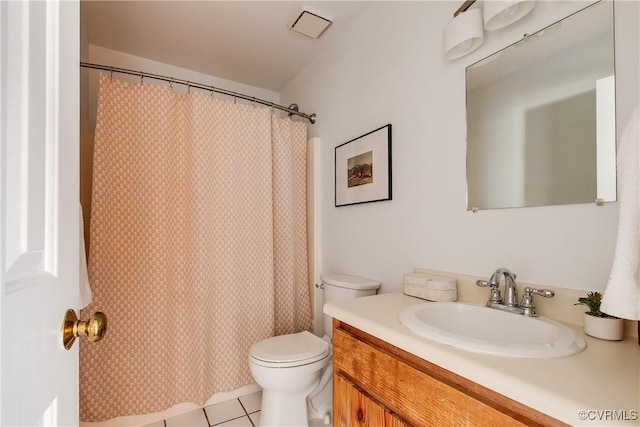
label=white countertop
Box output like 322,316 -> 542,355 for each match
324,293 -> 640,426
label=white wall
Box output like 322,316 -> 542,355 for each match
281,1 -> 640,293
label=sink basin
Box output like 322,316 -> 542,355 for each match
399,302 -> 586,358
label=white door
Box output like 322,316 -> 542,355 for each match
1,1 -> 80,426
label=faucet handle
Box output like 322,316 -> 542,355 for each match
476,279 -> 492,287
476,280 -> 502,303
520,287 -> 554,317
525,287 -> 554,298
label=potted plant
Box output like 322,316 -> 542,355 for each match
575,292 -> 624,340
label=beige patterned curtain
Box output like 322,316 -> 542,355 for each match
80,75 -> 311,422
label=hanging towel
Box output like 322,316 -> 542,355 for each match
79,203 -> 93,308
601,105 -> 640,320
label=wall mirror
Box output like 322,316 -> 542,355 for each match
466,1 -> 615,210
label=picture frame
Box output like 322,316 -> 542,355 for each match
335,124 -> 392,207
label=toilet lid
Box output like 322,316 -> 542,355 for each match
250,331 -> 330,364
320,273 -> 381,291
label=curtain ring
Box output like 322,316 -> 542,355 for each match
187,81 -> 191,94
140,73 -> 143,85
210,86 -> 215,97
109,67 -> 113,80
169,78 -> 174,90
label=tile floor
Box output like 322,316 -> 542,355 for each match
143,391 -> 261,427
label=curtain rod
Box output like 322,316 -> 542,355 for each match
80,62 -> 316,124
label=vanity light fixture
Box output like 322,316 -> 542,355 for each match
444,4 -> 484,60
443,0 -> 536,60
484,0 -> 535,31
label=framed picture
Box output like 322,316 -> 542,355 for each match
335,124 -> 392,207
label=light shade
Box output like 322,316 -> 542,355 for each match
484,0 -> 535,31
444,8 -> 485,60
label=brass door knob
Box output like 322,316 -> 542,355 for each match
61,309 -> 107,350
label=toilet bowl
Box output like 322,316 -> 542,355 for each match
248,273 -> 381,427
249,331 -> 331,426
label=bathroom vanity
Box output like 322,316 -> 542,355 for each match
326,293 -> 639,426
333,320 -> 558,426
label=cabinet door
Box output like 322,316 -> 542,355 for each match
333,324 -> 538,427
334,373 -> 408,427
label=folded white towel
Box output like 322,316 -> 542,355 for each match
403,272 -> 457,302
403,272 -> 457,290
79,204 -> 92,308
601,105 -> 640,320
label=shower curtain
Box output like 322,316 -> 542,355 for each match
80,75 -> 312,421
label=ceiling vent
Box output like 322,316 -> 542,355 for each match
290,7 -> 334,39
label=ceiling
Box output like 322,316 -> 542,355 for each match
81,1 -> 372,92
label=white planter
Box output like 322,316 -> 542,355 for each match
583,313 -> 624,341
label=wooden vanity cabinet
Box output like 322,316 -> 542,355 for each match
334,374 -> 407,427
332,319 -> 567,427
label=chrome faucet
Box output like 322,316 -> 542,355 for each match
476,268 -> 554,317
489,268 -> 518,307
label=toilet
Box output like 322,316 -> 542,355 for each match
249,273 -> 381,427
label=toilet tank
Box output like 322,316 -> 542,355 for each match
321,273 -> 381,338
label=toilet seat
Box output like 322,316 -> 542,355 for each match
250,331 -> 330,368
